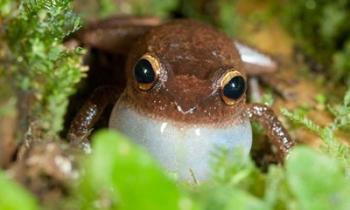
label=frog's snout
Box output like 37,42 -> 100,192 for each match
109,101 -> 253,183
165,74 -> 214,113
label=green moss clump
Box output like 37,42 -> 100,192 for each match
2,0 -> 86,135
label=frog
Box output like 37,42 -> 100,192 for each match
67,16 -> 294,182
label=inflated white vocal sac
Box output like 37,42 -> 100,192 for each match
109,98 -> 252,183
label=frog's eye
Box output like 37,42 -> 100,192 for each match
220,70 -> 246,105
134,54 -> 160,91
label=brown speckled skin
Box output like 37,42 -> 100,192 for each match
68,17 -> 294,161
68,86 -> 121,144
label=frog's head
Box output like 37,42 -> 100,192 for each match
124,19 -> 248,124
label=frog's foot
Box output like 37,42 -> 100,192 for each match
244,103 -> 294,163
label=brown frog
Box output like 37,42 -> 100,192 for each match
68,16 -> 294,182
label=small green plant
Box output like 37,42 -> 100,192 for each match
282,88 -> 350,171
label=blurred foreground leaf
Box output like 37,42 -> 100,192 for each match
0,171 -> 38,210
71,130 -> 350,210
287,147 -> 350,210
74,130 -> 192,210
226,190 -> 266,210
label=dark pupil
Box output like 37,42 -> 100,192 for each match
134,59 -> 155,84
223,76 -> 245,100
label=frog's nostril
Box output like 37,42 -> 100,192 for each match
174,102 -> 197,114
166,74 -> 213,113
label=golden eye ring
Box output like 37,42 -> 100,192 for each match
220,70 -> 246,105
134,53 -> 161,91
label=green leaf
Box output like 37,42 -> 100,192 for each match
0,171 -> 38,210
286,147 -> 350,210
79,130 -> 190,210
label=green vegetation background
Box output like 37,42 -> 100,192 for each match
1,0 -> 350,209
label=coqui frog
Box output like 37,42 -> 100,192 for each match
68,16 -> 294,182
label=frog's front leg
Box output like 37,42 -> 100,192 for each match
67,86 -> 121,145
245,103 -> 294,163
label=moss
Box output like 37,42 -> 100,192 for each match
2,0 -> 86,135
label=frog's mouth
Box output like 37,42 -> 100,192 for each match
109,99 -> 252,183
